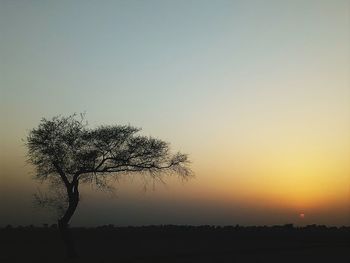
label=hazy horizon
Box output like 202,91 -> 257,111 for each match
1,0 -> 349,227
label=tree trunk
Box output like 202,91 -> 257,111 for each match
58,183 -> 79,259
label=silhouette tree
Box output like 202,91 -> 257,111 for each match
26,114 -> 191,258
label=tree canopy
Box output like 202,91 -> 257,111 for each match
27,114 -> 191,190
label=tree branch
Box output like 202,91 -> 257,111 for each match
53,161 -> 71,188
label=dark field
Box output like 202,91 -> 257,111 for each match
1,225 -> 349,263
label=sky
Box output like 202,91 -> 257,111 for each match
0,0 -> 349,226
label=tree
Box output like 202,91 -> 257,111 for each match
26,114 -> 192,258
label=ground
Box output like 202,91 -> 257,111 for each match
1,225 -> 349,263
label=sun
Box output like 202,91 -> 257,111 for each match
299,213 -> 305,219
